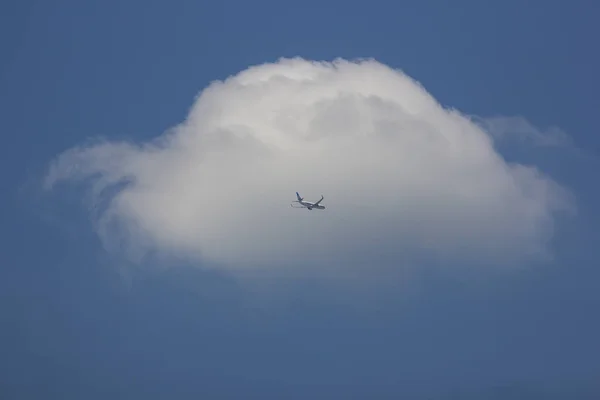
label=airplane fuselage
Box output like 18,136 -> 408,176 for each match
299,201 -> 325,210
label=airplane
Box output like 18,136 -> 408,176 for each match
291,192 -> 325,210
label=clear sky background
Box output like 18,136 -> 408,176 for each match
2,0 -> 600,398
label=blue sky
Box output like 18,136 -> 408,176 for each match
2,0 -> 600,398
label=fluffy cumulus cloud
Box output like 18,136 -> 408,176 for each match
44,57 -> 574,273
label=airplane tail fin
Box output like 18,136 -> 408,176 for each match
296,192 -> 303,201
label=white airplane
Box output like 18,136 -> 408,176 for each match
291,192 -> 325,210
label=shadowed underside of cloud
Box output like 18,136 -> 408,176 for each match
44,57 -> 574,272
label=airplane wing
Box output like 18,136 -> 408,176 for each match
313,195 -> 324,206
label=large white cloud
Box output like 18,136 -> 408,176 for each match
44,57 -> 574,273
